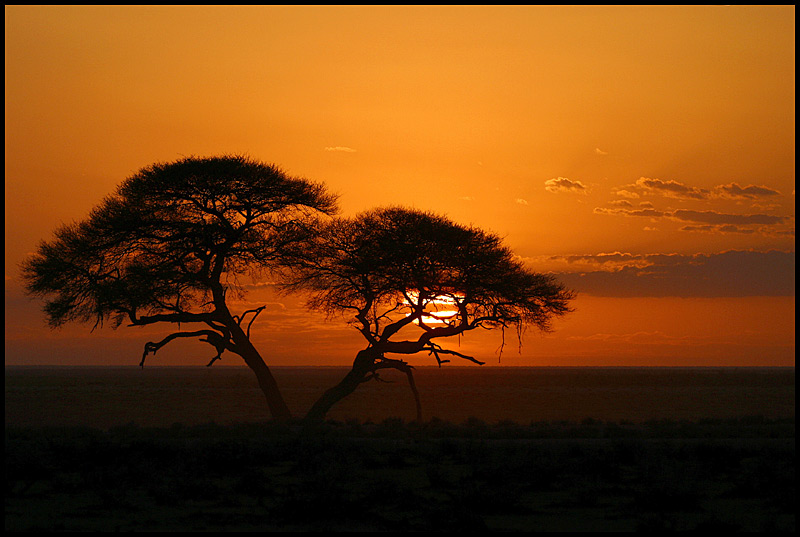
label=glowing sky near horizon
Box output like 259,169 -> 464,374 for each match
4,5 -> 795,367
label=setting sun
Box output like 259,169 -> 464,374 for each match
404,291 -> 462,326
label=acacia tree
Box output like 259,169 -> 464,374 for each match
21,155 -> 337,420
280,207 -> 575,422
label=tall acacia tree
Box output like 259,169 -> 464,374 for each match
21,155 -> 338,420
281,207 -> 575,422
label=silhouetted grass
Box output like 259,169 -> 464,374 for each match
5,417 -> 795,532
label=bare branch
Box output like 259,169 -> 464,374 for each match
379,302 -> 423,343
244,306 -> 266,338
425,343 -> 485,366
355,304 -> 378,346
372,358 -> 423,422
232,305 -> 267,338
139,329 -> 228,368
129,311 -> 219,327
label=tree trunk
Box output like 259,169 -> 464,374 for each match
240,343 -> 293,420
304,349 -> 375,422
227,320 -> 292,420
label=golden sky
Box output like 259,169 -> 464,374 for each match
5,5 -> 795,367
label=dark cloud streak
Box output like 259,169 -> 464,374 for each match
615,178 -> 783,202
635,177 -> 709,199
551,250 -> 795,297
716,182 -> 782,199
594,204 -> 792,234
670,209 -> 788,226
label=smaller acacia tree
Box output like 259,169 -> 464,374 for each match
281,207 -> 575,422
21,155 -> 337,420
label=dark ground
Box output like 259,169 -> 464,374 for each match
5,417 -> 795,532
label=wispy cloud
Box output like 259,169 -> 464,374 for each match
594,204 -> 792,235
535,250 -> 795,297
515,198 -> 529,205
594,148 -> 608,155
324,146 -> 357,152
593,207 -> 665,218
680,224 -> 757,234
545,177 -> 588,194
613,178 -> 783,202
567,331 -> 693,346
614,189 -> 640,199
714,182 -> 782,200
608,199 -> 634,208
634,177 -> 710,200
669,209 -> 788,226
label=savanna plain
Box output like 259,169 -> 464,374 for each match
5,366 -> 795,532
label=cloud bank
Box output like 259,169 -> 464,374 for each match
615,178 -> 783,201
594,205 -> 793,235
634,177 -> 710,200
538,250 -> 795,297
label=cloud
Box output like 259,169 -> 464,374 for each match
679,224 -> 757,235
714,182 -> 782,200
614,177 -> 784,203
542,250 -> 795,297
324,146 -> 357,152
614,189 -> 640,199
567,331 -> 693,346
594,204 -> 792,234
551,252 -> 657,271
608,199 -> 634,208
669,209 -> 788,226
458,196 -> 474,201
545,177 -> 588,194
634,177 -> 710,200
594,148 -> 608,155
593,207 -> 665,218
515,198 -> 529,205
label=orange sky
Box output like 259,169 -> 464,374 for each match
5,5 -> 795,367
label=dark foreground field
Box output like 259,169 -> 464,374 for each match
6,417 -> 795,532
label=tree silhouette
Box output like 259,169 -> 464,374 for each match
21,155 -> 337,420
281,207 -> 575,422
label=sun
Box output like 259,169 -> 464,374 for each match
405,291 -> 462,326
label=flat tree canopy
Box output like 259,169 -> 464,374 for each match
22,155 -> 338,419
281,207 -> 576,420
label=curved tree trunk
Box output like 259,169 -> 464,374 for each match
227,320 -> 292,420
240,344 -> 293,421
304,349 -> 375,422
304,350 -> 424,423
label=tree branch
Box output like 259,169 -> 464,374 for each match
379,304 -> 422,343
232,305 -> 266,338
355,303 -> 378,346
129,311 -> 219,327
380,321 -> 471,356
139,329 -> 229,368
371,358 -> 423,422
424,342 -> 485,366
